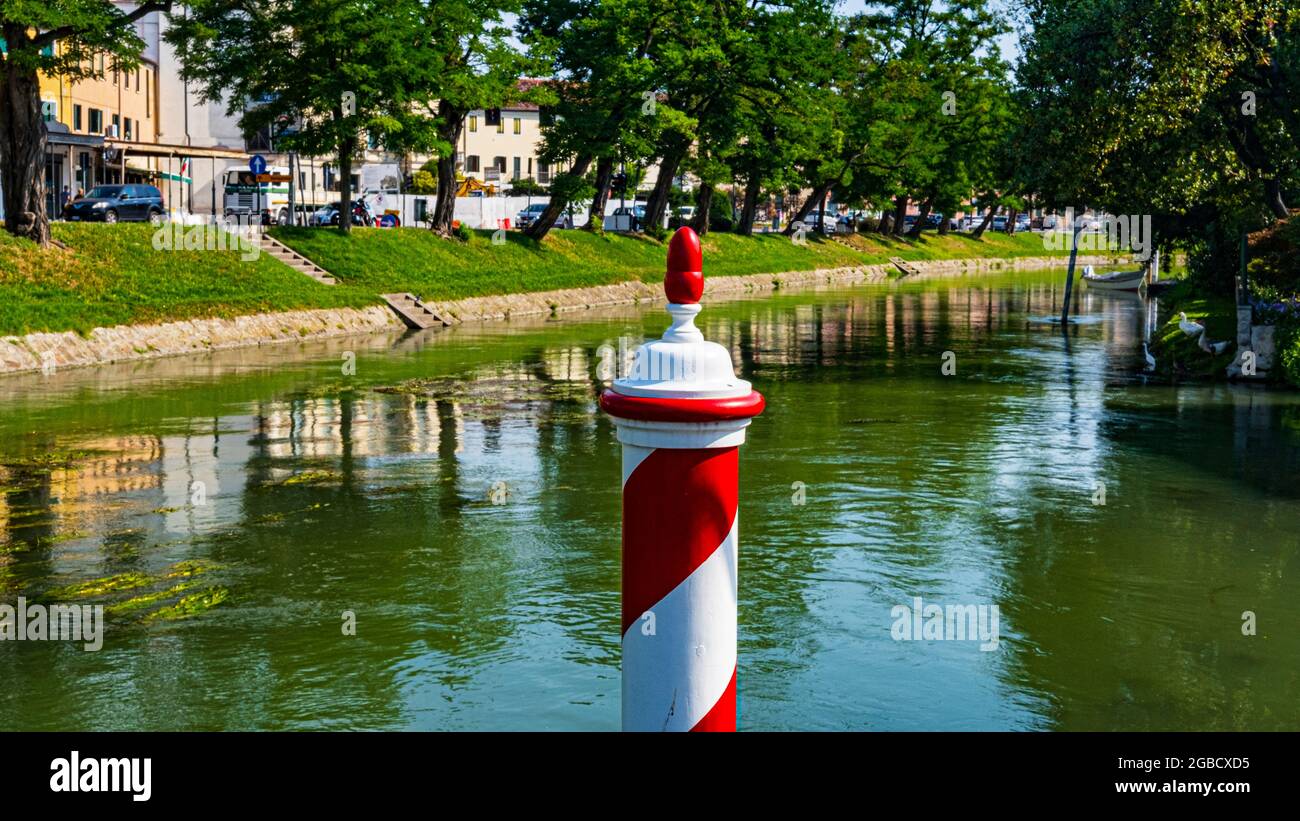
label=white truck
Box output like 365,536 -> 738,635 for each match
223,165 -> 291,225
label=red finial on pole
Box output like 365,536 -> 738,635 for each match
665,226 -> 704,304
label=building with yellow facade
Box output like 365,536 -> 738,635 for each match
38,49 -> 160,209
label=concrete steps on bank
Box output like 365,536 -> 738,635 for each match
889,256 -> 924,278
381,293 -> 452,330
256,235 -> 337,285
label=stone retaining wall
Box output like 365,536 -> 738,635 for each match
0,306 -> 403,376
0,253 -> 1122,376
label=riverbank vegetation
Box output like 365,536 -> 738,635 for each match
270,226 -> 1074,301
0,223 -> 1078,337
1149,282 -> 1238,380
1016,0 -> 1299,383
0,225 -> 375,337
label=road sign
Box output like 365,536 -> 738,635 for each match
256,174 -> 292,183
250,154 -> 267,176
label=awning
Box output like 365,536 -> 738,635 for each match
105,139 -> 250,160
45,121 -> 103,148
126,165 -> 193,185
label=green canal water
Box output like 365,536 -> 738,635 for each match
1,271 -> 1298,731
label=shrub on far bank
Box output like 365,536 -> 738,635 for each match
1248,214 -> 1300,297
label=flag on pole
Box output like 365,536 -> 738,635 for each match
158,158 -> 193,185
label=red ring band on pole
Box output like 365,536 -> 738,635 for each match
599,390 -> 765,423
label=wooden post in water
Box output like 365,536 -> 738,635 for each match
1059,216 -> 1084,326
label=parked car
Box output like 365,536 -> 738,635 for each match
991,214 -> 1009,231
64,184 -> 165,224
310,203 -> 345,227
800,210 -> 837,234
515,203 -> 548,229
677,206 -> 696,221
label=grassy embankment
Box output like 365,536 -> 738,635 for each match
1149,280 -> 1239,379
0,224 -> 374,338
1150,216 -> 1300,386
2,222 -> 1077,338
269,225 -> 1076,302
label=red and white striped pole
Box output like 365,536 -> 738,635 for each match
600,226 -> 765,732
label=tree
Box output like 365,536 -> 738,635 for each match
0,1 -> 172,245
1015,0 -> 1300,290
169,0 -> 438,234
416,0 -> 531,236
518,0 -> 668,240
843,0 -> 1010,238
507,176 -> 546,196
730,3 -> 837,235
409,170 -> 437,194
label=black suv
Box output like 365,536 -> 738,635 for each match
65,184 -> 165,224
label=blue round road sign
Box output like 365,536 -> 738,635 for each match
250,154 -> 267,176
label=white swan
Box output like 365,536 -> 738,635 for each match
1178,312 -> 1205,337
1142,343 -> 1156,371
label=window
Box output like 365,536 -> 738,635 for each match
124,117 -> 133,141
496,118 -> 505,134
112,114 -> 120,137
513,117 -> 521,135
493,156 -> 506,172
484,108 -> 501,128
136,68 -> 141,92
89,109 -> 103,134
465,155 -> 480,173
468,115 -> 477,132
73,104 -> 83,131
40,100 -> 56,123
513,156 -> 521,180
146,69 -> 151,115
124,70 -> 129,89
538,161 -> 551,184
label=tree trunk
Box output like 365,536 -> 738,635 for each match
1264,177 -> 1289,219
937,211 -> 951,235
337,136 -> 355,235
0,54 -> 50,245
690,182 -> 714,236
430,100 -> 466,235
643,140 -> 689,232
735,173 -> 761,235
525,153 -> 593,241
783,180 -> 831,236
971,203 -> 998,238
906,200 -> 932,238
585,156 -> 615,232
891,195 -> 908,236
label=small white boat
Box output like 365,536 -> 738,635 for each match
1082,265 -> 1146,291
